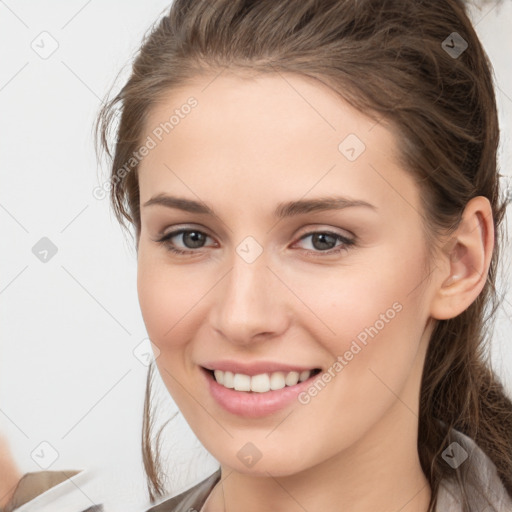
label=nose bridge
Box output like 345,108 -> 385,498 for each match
212,238 -> 287,343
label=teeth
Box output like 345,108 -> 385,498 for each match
214,369 -> 224,385
223,371 -> 234,388
252,373 -> 270,392
299,370 -> 311,382
211,369 -> 315,392
285,371 -> 300,386
233,373 -> 251,391
270,372 -> 286,390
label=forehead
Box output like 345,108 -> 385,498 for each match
137,71 -> 419,218
143,70 -> 395,154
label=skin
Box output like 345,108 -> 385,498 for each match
136,70 -> 494,512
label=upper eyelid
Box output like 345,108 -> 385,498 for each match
159,222 -> 354,237
159,227 -> 216,243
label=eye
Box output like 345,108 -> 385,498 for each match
155,228 -> 215,255
154,227 -> 355,257
293,230 -> 355,257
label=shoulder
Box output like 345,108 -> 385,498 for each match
436,429 -> 512,512
144,469 -> 221,512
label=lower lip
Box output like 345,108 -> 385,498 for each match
201,367 -> 321,418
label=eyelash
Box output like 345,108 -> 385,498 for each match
154,228 -> 355,258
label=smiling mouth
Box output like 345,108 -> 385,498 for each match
203,367 -> 322,393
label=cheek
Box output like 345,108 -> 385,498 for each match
136,245 -> 191,349
137,248 -> 204,413
291,246 -> 427,355
137,266 -> 172,344
292,242 -> 429,405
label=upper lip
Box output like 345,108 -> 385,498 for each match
201,360 -> 320,376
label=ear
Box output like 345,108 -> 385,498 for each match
429,196 -> 494,320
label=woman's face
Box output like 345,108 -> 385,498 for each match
136,71 -> 439,475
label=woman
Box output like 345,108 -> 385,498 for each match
3,0 -> 512,511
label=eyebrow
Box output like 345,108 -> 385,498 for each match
143,194 -> 377,218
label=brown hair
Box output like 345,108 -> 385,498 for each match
95,0 -> 512,510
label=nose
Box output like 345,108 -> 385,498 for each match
209,246 -> 290,346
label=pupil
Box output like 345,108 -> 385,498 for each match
184,231 -> 205,248
313,233 -> 335,250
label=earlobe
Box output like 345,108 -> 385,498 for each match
430,196 -> 494,320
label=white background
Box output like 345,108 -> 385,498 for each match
1,1 -> 511,511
